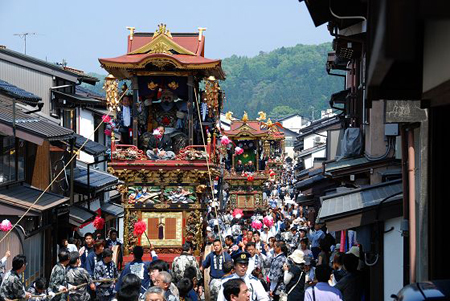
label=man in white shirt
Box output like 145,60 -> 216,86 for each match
304,265 -> 342,301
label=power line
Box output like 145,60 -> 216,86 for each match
13,32 -> 36,55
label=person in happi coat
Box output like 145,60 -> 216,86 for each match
66,251 -> 96,301
86,240 -> 105,276
266,241 -> 287,301
48,249 -> 70,301
172,243 -> 202,284
202,239 -> 232,297
116,246 -> 158,296
0,254 -> 31,300
94,248 -> 118,301
27,277 -> 48,301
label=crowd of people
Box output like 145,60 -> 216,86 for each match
0,166 -> 363,301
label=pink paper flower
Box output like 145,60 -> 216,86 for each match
133,221 -> 147,236
263,216 -> 274,228
251,220 -> 263,230
232,209 -> 244,219
102,115 -> 112,123
220,135 -> 231,145
235,147 -> 244,155
104,129 -> 112,136
0,219 -> 12,232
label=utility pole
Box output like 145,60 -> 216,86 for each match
13,32 -> 36,55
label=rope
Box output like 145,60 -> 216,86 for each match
0,107 -> 113,245
8,278 -> 117,301
193,87 -> 223,247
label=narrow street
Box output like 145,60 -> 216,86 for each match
1,1 -> 450,301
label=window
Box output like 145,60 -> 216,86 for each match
0,135 -> 25,184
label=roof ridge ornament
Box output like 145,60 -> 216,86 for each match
154,23 -> 172,39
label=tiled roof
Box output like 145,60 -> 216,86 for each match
0,79 -> 41,102
0,97 -> 73,141
69,166 -> 118,193
101,202 -> 124,217
0,183 -> 68,212
73,133 -> 107,156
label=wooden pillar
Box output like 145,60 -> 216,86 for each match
187,75 -> 194,145
132,77 -> 139,146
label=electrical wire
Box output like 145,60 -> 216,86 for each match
364,136 -> 395,161
0,107 -> 112,245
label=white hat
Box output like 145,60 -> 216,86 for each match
346,246 -> 360,258
206,226 -> 212,232
288,250 -> 305,264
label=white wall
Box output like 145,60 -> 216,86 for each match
281,115 -> 304,132
78,108 -> 95,163
383,217 -> 404,300
304,131 -> 327,150
303,148 -> 326,169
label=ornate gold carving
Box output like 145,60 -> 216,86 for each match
186,210 -> 203,252
257,111 -> 267,121
153,23 -> 172,38
242,111 -> 249,123
149,42 -> 171,54
124,209 -> 139,254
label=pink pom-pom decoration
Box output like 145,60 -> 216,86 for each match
220,135 -> 231,145
235,147 -> 244,155
133,221 -> 147,236
263,216 -> 274,228
251,220 -> 263,230
232,209 -> 244,219
104,129 -> 112,136
0,219 -> 12,232
93,216 -> 105,230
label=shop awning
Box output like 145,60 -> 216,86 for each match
69,206 -> 96,227
318,180 -> 403,231
0,183 -> 69,213
324,156 -> 398,178
101,202 -> 124,217
294,174 -> 325,191
69,166 -> 118,194
73,133 -> 107,156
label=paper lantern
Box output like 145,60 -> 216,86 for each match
232,209 -> 244,219
235,147 -> 244,155
251,220 -> 263,230
133,221 -> 147,236
220,135 -> 231,145
93,216 -> 105,230
0,219 -> 12,232
263,216 -> 274,228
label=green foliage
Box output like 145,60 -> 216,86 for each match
221,43 -> 344,119
82,43 -> 343,119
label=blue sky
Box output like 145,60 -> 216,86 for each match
0,0 -> 331,74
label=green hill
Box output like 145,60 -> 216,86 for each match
84,43 -> 342,119
221,42 -> 343,119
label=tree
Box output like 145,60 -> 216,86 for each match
269,106 -> 297,119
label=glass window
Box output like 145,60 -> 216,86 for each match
0,135 -> 25,184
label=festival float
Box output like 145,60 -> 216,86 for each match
100,24 -> 225,261
221,112 -> 285,213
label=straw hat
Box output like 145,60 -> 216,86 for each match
346,246 -> 360,258
288,249 -> 306,264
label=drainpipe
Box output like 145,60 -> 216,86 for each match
400,127 -> 410,285
408,129 -> 416,283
